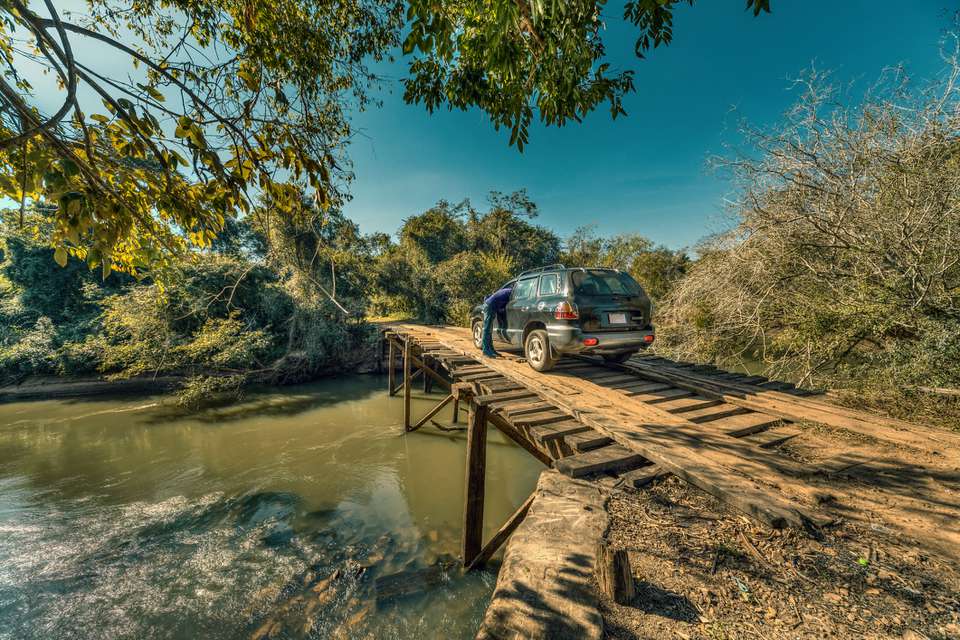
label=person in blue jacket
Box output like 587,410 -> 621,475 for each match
481,283 -> 514,357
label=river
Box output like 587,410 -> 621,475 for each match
0,375 -> 542,639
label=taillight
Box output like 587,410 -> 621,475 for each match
643,334 -> 655,343
583,337 -> 599,346
554,301 -> 578,320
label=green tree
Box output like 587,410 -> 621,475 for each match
560,226 -> 688,301
1,0 -> 772,274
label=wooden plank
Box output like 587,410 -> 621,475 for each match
654,395 -> 722,414
611,381 -> 671,393
501,401 -> 556,418
579,374 -> 643,387
462,402 -> 489,565
625,360 -> 960,454
513,410 -> 572,428
679,403 -> 750,423
475,389 -> 537,406
459,371 -> 505,383
554,444 -> 646,478
708,412 -> 782,437
629,387 -> 694,403
746,427 -> 801,449
465,492 -> 536,571
528,420 -> 592,443
564,431 -> 614,452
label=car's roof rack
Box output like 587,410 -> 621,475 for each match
517,263 -> 566,279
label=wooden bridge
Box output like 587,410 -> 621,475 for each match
380,323 -> 960,638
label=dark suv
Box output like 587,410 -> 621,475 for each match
470,264 -> 655,372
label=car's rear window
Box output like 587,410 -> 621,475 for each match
571,270 -> 643,296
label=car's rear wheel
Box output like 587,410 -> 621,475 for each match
602,351 -> 635,364
472,319 -> 483,349
524,329 -> 557,372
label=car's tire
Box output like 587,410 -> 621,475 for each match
524,329 -> 557,372
472,319 -> 484,349
602,351 -> 635,365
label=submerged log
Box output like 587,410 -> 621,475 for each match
476,470 -> 607,640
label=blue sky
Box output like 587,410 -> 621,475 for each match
345,1 -> 951,249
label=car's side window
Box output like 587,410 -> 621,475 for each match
512,278 -> 537,300
538,273 -> 559,296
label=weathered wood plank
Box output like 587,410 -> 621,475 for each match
554,444 -> 646,478
475,389 -> 537,406
529,420 -> 592,443
709,412 -> 782,437
564,431 -> 614,453
476,471 -> 607,640
654,394 -> 723,414
746,427 -> 801,449
513,410 -> 573,428
631,387 -> 695,403
679,403 -> 750,423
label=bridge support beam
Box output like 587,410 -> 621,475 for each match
387,337 -> 396,396
462,395 -> 489,567
403,338 -> 412,430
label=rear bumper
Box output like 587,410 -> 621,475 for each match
546,324 -> 654,354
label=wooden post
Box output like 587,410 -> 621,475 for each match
462,400 -> 488,566
423,354 -> 434,394
451,396 -> 460,423
595,541 -> 635,604
387,337 -> 396,396
403,338 -> 412,431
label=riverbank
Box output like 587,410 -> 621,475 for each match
0,351 -> 384,403
599,476 -> 960,640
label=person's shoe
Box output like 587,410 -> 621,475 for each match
482,350 -> 499,358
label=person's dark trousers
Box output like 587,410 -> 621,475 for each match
481,302 -> 498,357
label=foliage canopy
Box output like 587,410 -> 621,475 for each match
1,0 -> 771,275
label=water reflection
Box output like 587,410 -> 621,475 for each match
0,375 -> 542,639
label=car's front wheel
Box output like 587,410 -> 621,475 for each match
524,329 -> 557,372
472,319 -> 483,349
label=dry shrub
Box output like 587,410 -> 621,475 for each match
657,38 -> 960,426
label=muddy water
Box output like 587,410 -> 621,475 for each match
0,376 -> 542,640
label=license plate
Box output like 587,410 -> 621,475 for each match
608,312 -> 627,325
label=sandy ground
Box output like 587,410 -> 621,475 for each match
599,475 -> 960,640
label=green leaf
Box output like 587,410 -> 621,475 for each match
53,246 -> 68,267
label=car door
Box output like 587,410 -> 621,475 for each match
493,280 -> 515,342
533,272 -> 562,322
505,277 -> 538,346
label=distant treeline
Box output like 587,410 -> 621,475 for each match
0,190 -> 689,404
